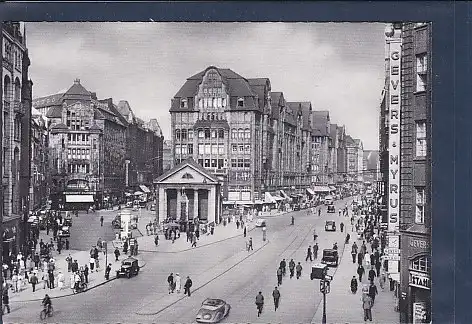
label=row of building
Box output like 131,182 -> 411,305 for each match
167,66 -> 378,205
379,22 -> 432,323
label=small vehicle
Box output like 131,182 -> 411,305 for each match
116,257 -> 139,279
58,225 -> 70,238
325,220 -> 336,232
255,218 -> 266,228
324,195 -> 334,205
327,205 -> 335,213
196,298 -> 231,323
150,204 -> 156,211
39,305 -> 54,320
74,281 -> 88,294
321,249 -> 339,267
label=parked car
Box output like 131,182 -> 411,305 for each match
325,220 -> 336,232
327,205 -> 335,213
116,257 -> 139,279
324,195 -> 334,205
255,218 -> 267,227
196,298 -> 231,323
321,249 -> 339,267
58,225 -> 70,238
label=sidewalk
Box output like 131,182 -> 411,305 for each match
312,228 -> 399,323
137,220 -> 257,253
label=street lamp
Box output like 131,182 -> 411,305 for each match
311,264 -> 331,324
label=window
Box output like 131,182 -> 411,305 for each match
239,145 -> 244,152
181,144 -> 187,155
416,121 -> 427,157
205,144 -> 211,154
181,129 -> 187,140
416,53 -> 427,74
175,129 -> 181,141
218,129 -> 224,139
222,98 -> 226,107
244,159 -> 251,168
237,158 -> 244,168
188,144 -> 193,155
217,98 -> 222,108
415,187 -> 425,224
181,99 -> 187,108
211,130 -> 217,138
218,144 -> 225,154
238,129 -> 244,139
232,130 -> 237,139
245,145 -> 251,153
232,144 -> 237,152
244,129 -> 251,139
203,98 -> 208,108
410,256 -> 430,273
211,159 -> 217,168
188,129 -> 193,140
68,148 -> 72,159
237,98 -> 244,107
205,129 -> 211,139
231,159 -> 237,168
213,98 -> 217,108
198,130 -> 204,138
217,159 -> 224,169
204,159 -> 210,168
211,144 -> 218,155
198,99 -> 203,108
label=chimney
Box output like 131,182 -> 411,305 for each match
74,78 -> 80,85
91,92 -> 97,100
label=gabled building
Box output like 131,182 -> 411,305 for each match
345,135 -> 364,184
311,111 -> 331,185
30,108 -> 49,211
329,123 -> 339,185
336,125 -> 347,184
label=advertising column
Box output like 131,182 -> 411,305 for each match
386,26 -> 401,278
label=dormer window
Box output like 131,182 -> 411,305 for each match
181,99 -> 188,108
237,98 -> 244,108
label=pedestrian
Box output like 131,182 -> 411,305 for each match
174,273 -> 181,293
243,225 -> 247,237
305,245 -> 313,262
42,272 -> 49,289
296,262 -> 302,279
365,251 -> 371,268
350,276 -> 358,294
272,286 -> 281,311
95,257 -> 100,272
210,225 -> 214,235
357,264 -> 365,282
105,264 -> 112,280
277,267 -> 283,286
2,291 -> 10,315
11,273 -> 18,293
191,236 -> 197,248
71,260 -> 79,273
57,271 -> 65,290
357,252 -> 364,266
34,253 -> 40,269
236,220 -> 240,229
313,228 -> 318,241
57,239 -> 62,254
248,237 -> 253,251
84,264 -> 89,283
89,257 -> 95,272
368,281 -> 378,304
255,291 -> 264,317
379,271 -> 386,290
69,272 -> 75,291
362,292 -> 374,321
370,253 -> 375,267
351,243 -> 358,264
30,271 -> 38,292
100,215 -> 104,226
280,259 -> 287,276
65,238 -> 70,250
167,273 -> 174,294
289,259 -> 295,278
368,267 -> 377,283
48,269 -> 55,289
154,234 -> 159,246
313,243 -> 319,259
66,254 -> 72,272
340,222 -> 344,232
123,240 -> 128,254
184,276 -> 192,297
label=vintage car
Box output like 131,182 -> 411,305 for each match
116,257 -> 139,279
321,249 -> 339,267
327,205 -> 335,213
150,204 -> 156,211
255,218 -> 266,228
196,298 -> 231,323
325,220 -> 336,232
58,225 -> 70,238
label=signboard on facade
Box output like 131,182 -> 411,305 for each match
388,38 -> 401,232
412,302 -> 428,324
409,271 -> 431,290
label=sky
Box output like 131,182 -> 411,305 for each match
26,22 -> 385,150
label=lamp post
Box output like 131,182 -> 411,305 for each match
311,264 -> 331,324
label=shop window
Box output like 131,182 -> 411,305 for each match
410,256 -> 430,273
415,187 -> 425,224
416,121 -> 427,157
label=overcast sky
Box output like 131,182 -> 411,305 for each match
26,22 -> 385,150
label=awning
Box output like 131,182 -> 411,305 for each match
222,201 -> 236,205
280,190 -> 290,199
313,186 -> 330,193
235,201 -> 254,205
134,191 -> 144,196
264,192 -> 277,204
273,195 -> 285,201
329,186 -> 337,191
65,195 -> 94,203
306,188 -> 315,196
254,200 -> 264,204
139,185 -> 151,193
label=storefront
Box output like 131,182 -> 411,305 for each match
154,159 -> 222,232
2,214 -> 22,262
400,228 -> 431,323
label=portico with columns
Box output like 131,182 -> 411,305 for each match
154,158 -> 222,230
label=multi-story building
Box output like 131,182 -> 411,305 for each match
30,108 -> 48,210
162,139 -> 173,173
116,100 -> 163,192
311,111 -> 331,185
380,22 -> 431,323
33,79 -> 127,208
345,135 -> 364,183
1,22 -> 33,257
336,125 -> 347,184
363,150 -> 379,184
329,123 -> 339,185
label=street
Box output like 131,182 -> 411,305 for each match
6,198 -> 351,323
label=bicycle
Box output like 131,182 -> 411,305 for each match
39,305 -> 54,320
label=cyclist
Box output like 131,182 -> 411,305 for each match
42,294 -> 52,315
255,291 -> 264,317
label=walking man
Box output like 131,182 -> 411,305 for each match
368,267 -> 377,283
272,286 -> 281,311
351,242 -> 358,264
289,259 -> 295,278
296,262 -> 303,279
313,243 -> 319,259
30,272 -> 38,292
167,273 -> 174,294
184,276 -> 192,297
305,245 -> 313,262
114,247 -> 120,261
2,291 -> 10,315
368,281 -> 378,305
357,264 -> 365,282
105,264 -> 112,280
276,267 -> 283,286
362,293 -> 373,322
248,237 -> 253,251
255,291 -> 264,317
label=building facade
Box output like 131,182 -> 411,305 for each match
311,111 -> 330,185
1,22 -> 32,257
336,125 -> 347,184
30,108 -> 49,210
346,135 -> 364,183
363,150 -> 379,184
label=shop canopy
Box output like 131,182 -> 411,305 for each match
264,192 -> 277,204
139,185 -> 151,193
134,191 -> 144,196
313,186 -> 331,193
279,190 -> 290,200
306,188 -> 315,196
273,195 -> 285,201
222,201 -> 236,205
65,195 -> 94,203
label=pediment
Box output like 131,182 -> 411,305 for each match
155,160 -> 218,185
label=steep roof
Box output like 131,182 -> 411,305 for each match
312,111 -> 330,136
154,157 -> 220,184
46,106 -> 63,118
64,79 -> 91,98
33,93 -> 64,109
345,135 -> 356,146
299,102 -> 312,131
269,92 -> 284,120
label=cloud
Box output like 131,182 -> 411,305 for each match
26,22 -> 385,150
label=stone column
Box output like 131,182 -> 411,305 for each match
209,187 -> 216,224
194,189 -> 199,220
163,188 -> 168,221
176,188 -> 181,221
